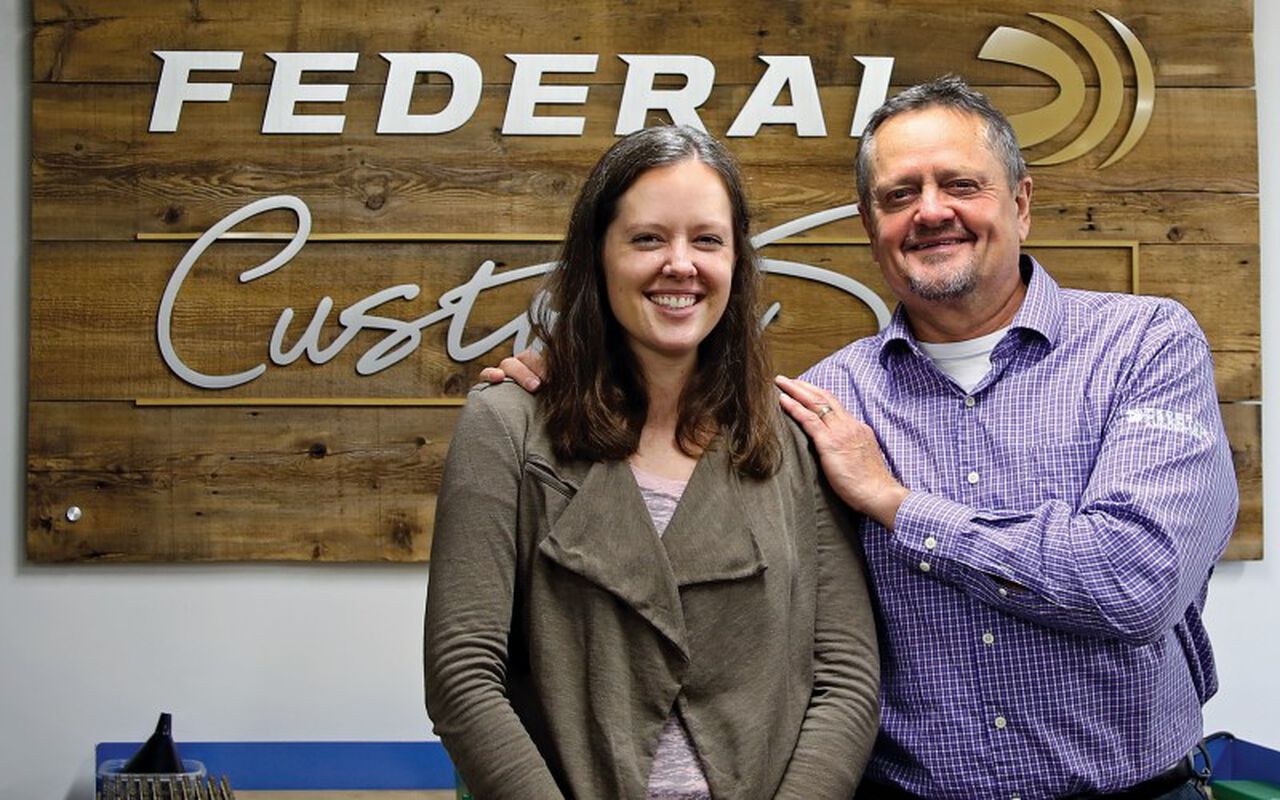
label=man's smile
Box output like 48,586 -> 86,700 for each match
904,232 -> 974,252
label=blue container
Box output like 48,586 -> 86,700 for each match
1205,733 -> 1280,785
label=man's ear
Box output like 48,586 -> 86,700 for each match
1015,176 -> 1033,241
859,206 -> 878,256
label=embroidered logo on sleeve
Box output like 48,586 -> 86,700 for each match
1123,407 -> 1212,442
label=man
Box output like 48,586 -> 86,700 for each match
483,76 -> 1237,799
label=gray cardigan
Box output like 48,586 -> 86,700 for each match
424,383 -> 879,799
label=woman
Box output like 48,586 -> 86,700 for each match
424,126 -> 879,799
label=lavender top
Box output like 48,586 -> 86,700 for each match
802,257 -> 1238,799
632,464 -> 712,800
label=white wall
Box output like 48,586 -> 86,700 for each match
0,2 -> 1275,798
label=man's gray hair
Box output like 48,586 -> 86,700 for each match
855,74 -> 1027,218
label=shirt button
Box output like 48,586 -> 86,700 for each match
967,471 -> 980,484
924,536 -> 937,550
998,587 -> 1009,597
919,561 -> 931,573
964,395 -> 976,408
982,632 -> 995,645
994,715 -> 1007,729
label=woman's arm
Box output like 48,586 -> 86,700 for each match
774,465 -> 881,798
424,390 -> 566,799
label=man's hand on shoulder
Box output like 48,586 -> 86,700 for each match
775,375 -> 909,529
479,349 -> 548,392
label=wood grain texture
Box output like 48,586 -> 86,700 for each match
33,0 -> 1252,86
31,85 -> 1258,241
30,240 -> 1257,399
1221,402 -> 1262,560
1139,244 -> 1260,353
27,402 -> 458,562
21,240 -> 1113,397
26,397 -> 1260,563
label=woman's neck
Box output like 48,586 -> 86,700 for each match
632,360 -> 700,482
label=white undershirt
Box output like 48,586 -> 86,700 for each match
915,326 -> 1010,394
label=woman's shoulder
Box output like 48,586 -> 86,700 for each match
456,380 -> 553,458
448,381 -> 531,441
766,409 -> 820,481
464,380 -> 540,417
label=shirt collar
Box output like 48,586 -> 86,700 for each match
877,254 -> 1063,367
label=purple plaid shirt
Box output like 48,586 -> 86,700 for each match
802,257 -> 1237,800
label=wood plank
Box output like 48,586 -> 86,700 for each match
1020,190 -> 1258,245
33,0 -> 1253,86
1210,351 -> 1260,403
31,84 -> 1259,240
38,240 -> 1234,400
1139,244 -> 1260,353
31,240 -> 1256,400
1013,89 -> 1257,194
29,240 -> 561,400
27,396 -> 1260,562
27,402 -> 459,562
1221,401 -> 1261,560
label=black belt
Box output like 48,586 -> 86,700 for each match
855,756 -> 1199,800
1068,755 -> 1198,800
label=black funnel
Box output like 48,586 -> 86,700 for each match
122,712 -> 185,773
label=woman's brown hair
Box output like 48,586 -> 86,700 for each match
533,125 -> 781,478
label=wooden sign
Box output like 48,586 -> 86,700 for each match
28,0 -> 1259,561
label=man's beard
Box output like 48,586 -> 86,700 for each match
906,254 -> 978,301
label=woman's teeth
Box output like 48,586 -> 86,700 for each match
651,294 -> 696,309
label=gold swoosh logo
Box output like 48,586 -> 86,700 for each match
978,11 -> 1155,168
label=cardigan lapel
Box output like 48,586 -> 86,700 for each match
536,447 -> 770,660
660,446 -> 769,588
537,458 -> 689,657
